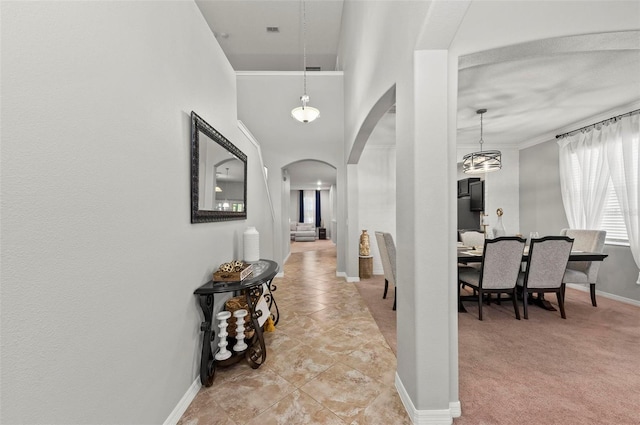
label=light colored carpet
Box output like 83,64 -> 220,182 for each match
356,276 -> 640,424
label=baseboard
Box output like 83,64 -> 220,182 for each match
276,271 -> 284,278
395,373 -> 454,424
450,401 -> 461,418
163,377 -> 201,425
346,276 -> 360,282
336,271 -> 347,278
567,284 -> 640,307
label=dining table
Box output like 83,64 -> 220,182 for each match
457,245 -> 608,313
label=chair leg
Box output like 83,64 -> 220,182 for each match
590,283 -> 597,307
523,290 -> 529,320
383,279 -> 388,299
392,286 -> 396,311
477,289 -> 483,321
557,288 -> 566,319
512,288 -> 521,320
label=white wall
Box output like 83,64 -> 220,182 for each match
358,146 -> 396,275
1,2 -> 273,423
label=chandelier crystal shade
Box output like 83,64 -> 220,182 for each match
463,109 -> 502,174
291,0 -> 320,123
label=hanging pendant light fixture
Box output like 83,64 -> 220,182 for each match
291,0 -> 320,123
463,109 -> 502,174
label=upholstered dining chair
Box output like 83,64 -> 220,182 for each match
517,236 -> 574,319
560,229 -> 606,307
375,231 -> 397,311
458,236 -> 526,320
459,230 -> 486,249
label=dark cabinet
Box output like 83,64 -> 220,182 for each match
457,178 -> 480,198
319,228 -> 327,240
469,180 -> 484,211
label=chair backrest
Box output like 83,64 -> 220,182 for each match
375,231 -> 396,286
524,236 -> 574,289
480,237 -> 526,289
460,230 -> 485,248
560,229 -> 606,282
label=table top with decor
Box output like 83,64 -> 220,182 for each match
194,259 -> 279,294
194,259 -> 279,386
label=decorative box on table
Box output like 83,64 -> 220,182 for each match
213,262 -> 253,282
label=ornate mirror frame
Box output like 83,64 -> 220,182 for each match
191,111 -> 247,223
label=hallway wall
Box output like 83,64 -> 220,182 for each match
1,2 -> 272,423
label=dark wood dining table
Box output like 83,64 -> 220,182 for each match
457,246 -> 608,313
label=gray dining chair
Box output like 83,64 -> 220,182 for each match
375,231 -> 397,311
560,229 -> 606,307
517,236 -> 574,319
458,236 -> 526,320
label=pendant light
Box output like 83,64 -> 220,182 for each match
291,0 -> 320,123
463,109 -> 502,174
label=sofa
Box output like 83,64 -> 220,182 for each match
290,223 -> 316,242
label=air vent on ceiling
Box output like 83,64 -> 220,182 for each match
266,27 -> 280,33
306,66 -> 321,71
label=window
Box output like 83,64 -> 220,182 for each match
303,190 -> 315,224
566,138 -> 631,246
600,181 -> 629,245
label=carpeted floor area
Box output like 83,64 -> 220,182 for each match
356,274 -> 640,424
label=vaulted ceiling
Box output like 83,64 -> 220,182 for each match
196,1 -> 640,159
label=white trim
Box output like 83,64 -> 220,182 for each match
346,276 -> 360,282
450,401 -> 461,418
567,284 -> 640,307
605,240 -> 631,247
395,373 -> 454,425
236,70 -> 343,77
276,271 -> 284,278
336,271 -> 347,278
163,377 -> 201,425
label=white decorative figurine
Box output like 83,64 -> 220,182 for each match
214,311 -> 232,361
232,309 -> 248,352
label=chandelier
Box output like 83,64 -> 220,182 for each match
463,109 -> 501,174
291,0 -> 320,123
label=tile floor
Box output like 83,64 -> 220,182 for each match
178,242 -> 410,425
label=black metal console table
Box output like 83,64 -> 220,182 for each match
194,259 -> 279,386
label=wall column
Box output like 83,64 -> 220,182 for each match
396,49 -> 458,424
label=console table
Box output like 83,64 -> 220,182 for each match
194,259 -> 279,386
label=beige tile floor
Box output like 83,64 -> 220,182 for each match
179,242 -> 410,425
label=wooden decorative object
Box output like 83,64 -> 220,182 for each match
224,296 -> 255,339
213,262 -> 253,282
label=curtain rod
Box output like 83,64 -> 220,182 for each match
555,109 -> 640,139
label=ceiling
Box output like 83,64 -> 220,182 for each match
196,0 -> 343,71
196,1 -> 640,158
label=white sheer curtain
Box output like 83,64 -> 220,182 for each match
558,112 -> 640,283
605,113 -> 640,283
558,127 -> 611,229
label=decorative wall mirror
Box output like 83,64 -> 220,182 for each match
191,111 -> 247,223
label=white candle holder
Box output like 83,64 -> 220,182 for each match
233,309 -> 248,352
214,311 -> 232,361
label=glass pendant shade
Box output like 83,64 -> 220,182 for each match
463,109 -> 501,174
291,103 -> 320,123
